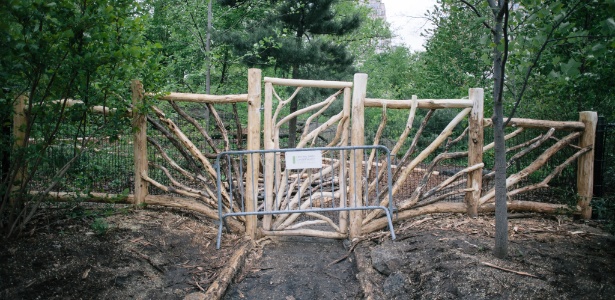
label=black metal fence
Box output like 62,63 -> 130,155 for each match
594,116 -> 615,197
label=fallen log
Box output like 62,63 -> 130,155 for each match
362,200 -> 579,234
29,191 -> 245,232
203,238 -> 255,300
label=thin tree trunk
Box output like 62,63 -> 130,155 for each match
491,0 -> 509,259
206,0 -> 212,94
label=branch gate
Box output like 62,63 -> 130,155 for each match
215,146 -> 396,248
215,73 -> 396,247
124,68 -> 596,247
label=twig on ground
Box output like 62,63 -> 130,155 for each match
327,232 -> 389,267
480,261 -> 538,278
194,278 -> 205,292
398,217 -> 434,232
327,240 -> 360,267
129,249 -> 165,274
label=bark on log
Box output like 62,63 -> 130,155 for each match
349,73 -> 367,239
364,98 -> 473,109
363,202 -> 467,234
147,116 -> 201,169
483,128 -> 524,151
339,87 -> 352,234
208,103 -> 231,151
169,101 -> 219,154
365,105 -> 387,180
507,128 -> 555,168
132,80 -> 148,205
203,238 -> 255,300
362,200 -> 579,234
480,132 -> 581,204
245,68 -> 262,239
391,109 -> 435,180
261,229 -> 347,239
264,77 -> 353,89
577,111 -> 597,219
300,90 -> 343,140
156,92 -> 249,103
363,107 -> 471,224
483,118 -> 585,131
507,147 -> 591,197
390,96 -> 418,156
30,191 -> 244,232
400,151 -> 470,210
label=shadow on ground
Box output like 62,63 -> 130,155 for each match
224,236 -> 361,300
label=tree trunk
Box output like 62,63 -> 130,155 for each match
206,0 -> 212,94
491,1 -> 508,259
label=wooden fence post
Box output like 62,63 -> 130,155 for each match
339,86 -> 352,234
577,111 -> 597,219
349,73 -> 367,240
131,80 -> 148,206
245,68 -> 262,239
263,80 -> 273,231
465,88 -> 484,217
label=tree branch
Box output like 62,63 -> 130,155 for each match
505,0 -> 584,125
459,0 -> 495,34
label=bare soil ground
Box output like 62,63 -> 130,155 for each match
353,214 -> 615,299
0,205 -> 242,299
1,205 -> 614,299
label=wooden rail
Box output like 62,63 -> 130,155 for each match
483,117 -> 585,131
364,98 -> 473,109
155,92 -> 249,103
264,77 -> 353,89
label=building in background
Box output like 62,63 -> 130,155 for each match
362,0 -> 390,51
364,0 -> 386,19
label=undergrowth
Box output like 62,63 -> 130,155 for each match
591,196 -> 615,234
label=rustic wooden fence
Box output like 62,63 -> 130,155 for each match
18,69 -> 597,240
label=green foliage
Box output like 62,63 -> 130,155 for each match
591,197 -> 615,234
91,217 -> 109,235
0,0 -> 159,235
421,1 -> 491,100
217,0 -> 361,80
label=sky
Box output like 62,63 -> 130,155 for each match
381,0 -> 439,51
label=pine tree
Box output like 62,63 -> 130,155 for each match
220,0 -> 361,147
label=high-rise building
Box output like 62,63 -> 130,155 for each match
364,0 -> 386,20
362,0 -> 390,51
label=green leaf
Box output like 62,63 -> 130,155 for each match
560,58 -> 581,77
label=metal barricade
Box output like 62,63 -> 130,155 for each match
215,145 -> 396,248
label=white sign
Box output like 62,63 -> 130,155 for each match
285,150 -> 323,170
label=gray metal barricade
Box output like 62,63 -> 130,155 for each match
215,145 -> 396,248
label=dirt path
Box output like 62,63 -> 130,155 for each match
2,206 -> 615,299
223,236 -> 361,300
